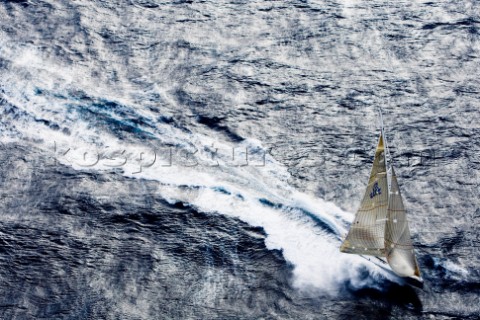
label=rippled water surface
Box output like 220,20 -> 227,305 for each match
0,0 -> 479,319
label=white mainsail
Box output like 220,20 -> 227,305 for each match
340,134 -> 389,256
340,129 -> 422,281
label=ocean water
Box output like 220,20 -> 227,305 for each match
0,0 -> 479,319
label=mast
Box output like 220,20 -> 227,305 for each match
379,109 -> 392,194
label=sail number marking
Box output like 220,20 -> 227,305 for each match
370,181 -> 382,199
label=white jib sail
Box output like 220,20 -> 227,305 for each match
384,167 -> 421,277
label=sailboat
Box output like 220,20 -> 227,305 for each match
340,112 -> 423,288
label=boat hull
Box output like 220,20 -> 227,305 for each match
360,255 -> 424,289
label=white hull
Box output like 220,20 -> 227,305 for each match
360,255 -> 424,289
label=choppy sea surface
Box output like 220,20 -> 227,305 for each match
0,0 -> 479,319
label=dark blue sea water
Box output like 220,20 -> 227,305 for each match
0,0 -> 479,319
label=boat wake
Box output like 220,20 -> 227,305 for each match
0,88 -> 402,297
